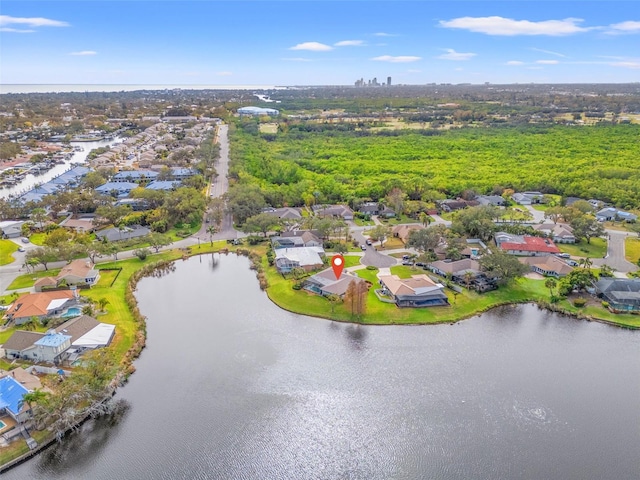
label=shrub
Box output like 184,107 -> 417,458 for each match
601,301 -> 610,309
366,265 -> 378,271
550,295 -> 562,304
134,248 -> 150,260
573,297 -> 587,307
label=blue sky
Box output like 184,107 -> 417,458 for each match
1,1 -> 639,87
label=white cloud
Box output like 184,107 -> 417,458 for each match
289,42 -> 333,51
506,60 -> 525,66
606,21 -> 640,34
439,16 -> 589,36
536,59 -> 560,64
334,40 -> 365,47
407,69 -> 422,73
0,15 -> 69,28
371,55 -> 421,63
610,61 -> 640,69
436,48 -> 476,61
0,27 -> 35,33
70,50 -> 97,56
530,47 -> 566,57
374,32 -> 397,37
281,57 -> 312,62
216,71 -> 233,76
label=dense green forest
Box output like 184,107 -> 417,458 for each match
229,122 -> 640,208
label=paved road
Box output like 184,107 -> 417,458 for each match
593,231 -> 637,273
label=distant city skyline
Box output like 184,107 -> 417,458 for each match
1,1 -> 639,88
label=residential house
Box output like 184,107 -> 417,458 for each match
303,268 -> 367,297
4,291 -> 75,325
272,230 -> 322,249
30,332 -> 72,364
2,331 -> 46,361
0,220 -> 25,239
595,207 -> 637,223
59,215 -> 96,234
378,274 -> 449,307
96,181 -> 139,198
358,202 -> 381,216
274,247 -> 325,273
171,167 -> 197,180
34,259 -> 100,292
313,205 -> 354,221
427,258 -> 482,279
532,223 -> 576,243
114,198 -> 149,211
262,207 -> 303,221
519,256 -> 574,278
392,224 -> 424,244
0,367 -> 43,392
95,225 -> 151,242
0,376 -> 30,423
594,278 -> 640,313
438,199 -> 479,212
495,232 -> 560,256
511,191 -> 544,205
475,195 -> 506,207
145,180 -> 181,191
112,170 -> 159,183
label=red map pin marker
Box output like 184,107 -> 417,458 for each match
331,254 -> 345,280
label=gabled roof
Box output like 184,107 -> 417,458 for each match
55,315 -> 100,343
57,259 -> 98,280
392,224 -> 424,243
274,247 -> 325,267
532,223 -> 575,238
519,256 -> 574,276
497,234 -> 560,254
429,258 -> 481,275
379,274 -> 444,296
2,331 -> 45,351
304,268 -> 365,296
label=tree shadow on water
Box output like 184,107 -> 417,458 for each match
34,399 -> 131,476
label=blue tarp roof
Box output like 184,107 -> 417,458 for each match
0,376 -> 29,415
35,333 -> 71,348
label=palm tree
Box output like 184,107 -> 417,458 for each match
544,277 -> 558,298
206,225 -> 217,246
579,257 -> 593,270
97,297 -> 110,313
82,305 -> 94,317
463,271 -> 474,290
22,316 -> 39,331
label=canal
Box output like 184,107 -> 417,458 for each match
6,254 -> 640,479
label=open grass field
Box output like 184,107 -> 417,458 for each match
6,268 -> 62,290
558,237 -> 607,258
28,232 -> 46,246
624,237 -> 640,264
0,239 -> 18,266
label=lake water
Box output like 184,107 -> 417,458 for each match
6,255 -> 640,479
0,138 -> 123,199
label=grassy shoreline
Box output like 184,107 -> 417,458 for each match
3,242 -> 638,469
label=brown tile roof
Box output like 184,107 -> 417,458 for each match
57,259 -> 95,280
5,290 -> 75,319
519,256 -> 574,276
378,274 -> 441,296
392,224 -> 424,243
34,277 -> 57,288
0,367 -> 43,390
2,331 -> 44,351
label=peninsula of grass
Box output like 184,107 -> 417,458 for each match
263,258 -> 640,328
0,239 -> 18,266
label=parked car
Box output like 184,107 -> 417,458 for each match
556,253 -> 571,259
21,237 -> 29,243
18,246 -> 25,252
360,245 -> 367,251
366,239 -> 373,245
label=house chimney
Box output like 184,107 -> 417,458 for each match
70,285 -> 79,300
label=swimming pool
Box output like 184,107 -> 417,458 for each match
0,420 -> 7,429
62,307 -> 81,318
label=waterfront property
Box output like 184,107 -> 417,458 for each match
0,376 -> 30,424
3,290 -> 76,326
518,255 -> 574,278
274,247 -> 325,273
34,259 -> 100,292
303,268 -> 366,297
2,315 -> 115,364
377,274 -> 449,307
95,225 -> 151,242
594,278 -> 640,312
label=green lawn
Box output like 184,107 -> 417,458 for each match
342,255 -> 363,268
29,232 -> 47,246
353,217 -> 374,226
625,237 -> 640,264
557,237 -> 607,258
0,239 -> 18,266
6,268 -> 62,290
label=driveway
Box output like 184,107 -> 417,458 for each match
592,231 -> 637,273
